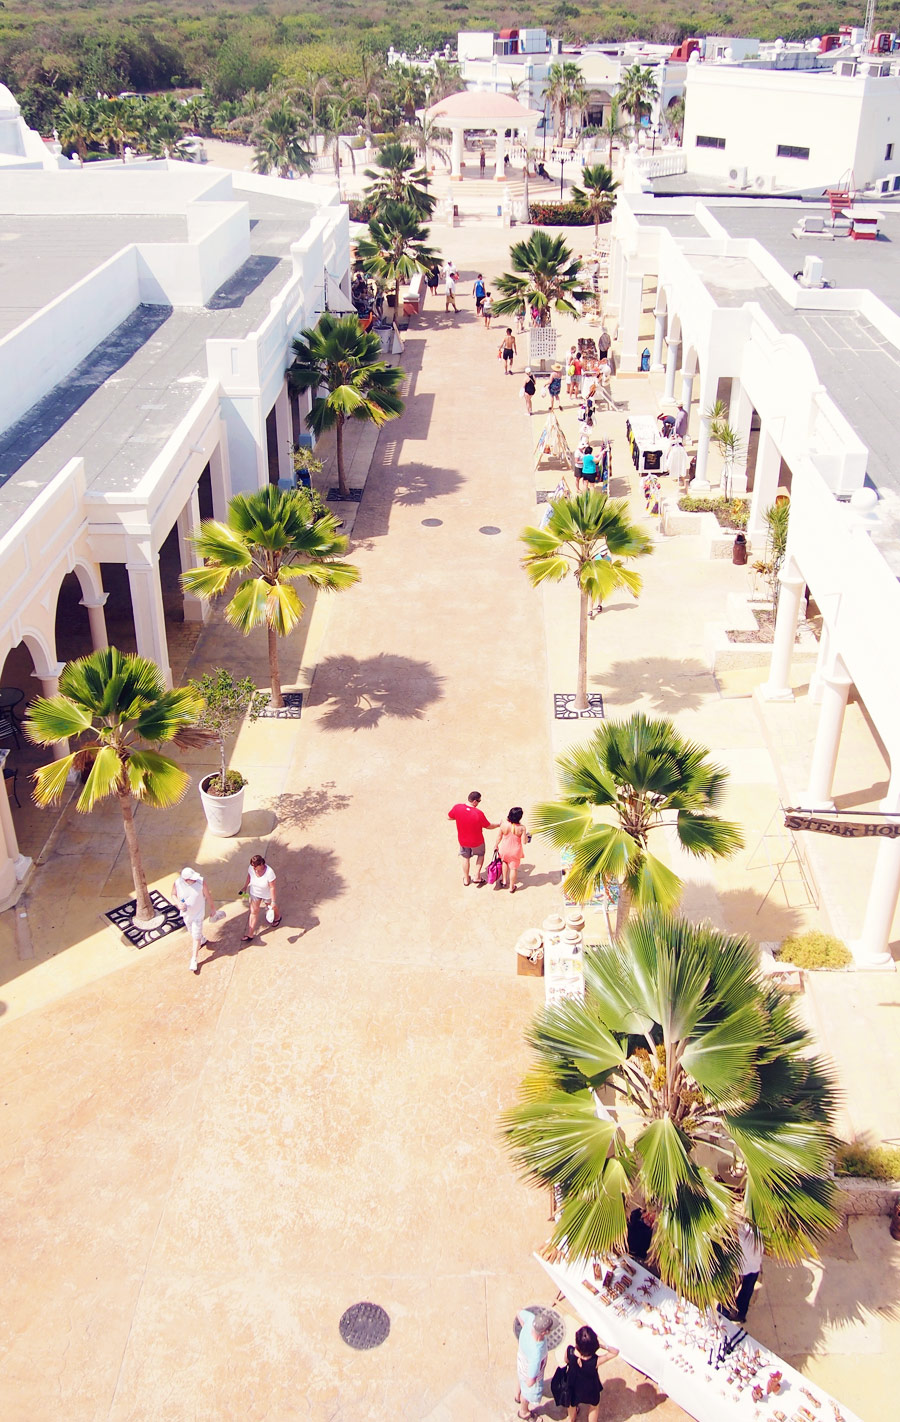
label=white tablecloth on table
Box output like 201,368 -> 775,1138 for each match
537,1252 -> 861,1422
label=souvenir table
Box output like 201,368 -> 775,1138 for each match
626,415 -> 669,473
537,1251 -> 861,1422
543,936 -> 585,1009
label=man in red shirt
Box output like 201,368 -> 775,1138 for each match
447,790 -> 498,886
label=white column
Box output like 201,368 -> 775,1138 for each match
663,338 -> 680,403
274,383 -> 293,483
854,780 -> 900,968
79,593 -> 109,651
494,127 -> 506,179
692,414 -> 713,491
727,381 -> 754,495
127,555 -> 172,688
619,270 -> 644,373
748,427 -> 781,544
800,658 -> 852,809
651,311 -> 666,370
808,621 -> 831,704
176,491 -> 210,625
0,748 -> 30,897
208,440 -> 230,522
680,370 -> 694,413
450,126 -> 463,179
761,561 -> 805,701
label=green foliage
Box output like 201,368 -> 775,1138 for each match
494,229 -> 589,327
776,931 -> 852,970
834,1141 -> 900,1181
356,200 -> 439,311
502,910 -> 841,1307
189,667 -> 269,789
678,496 -> 749,529
527,199 -> 597,227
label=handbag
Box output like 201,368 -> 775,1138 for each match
486,849 -> 503,885
550,1364 -> 571,1408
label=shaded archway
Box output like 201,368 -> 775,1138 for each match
0,635 -> 59,859
54,573 -> 95,665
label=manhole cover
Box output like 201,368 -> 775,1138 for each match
339,1301 -> 391,1350
421,517 -> 443,527
479,525 -> 501,535
513,1307 -> 565,1351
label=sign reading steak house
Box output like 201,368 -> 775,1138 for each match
784,810 -> 900,839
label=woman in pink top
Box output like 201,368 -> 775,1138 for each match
497,806 -> 528,893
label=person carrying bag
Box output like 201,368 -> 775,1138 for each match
551,1326 -> 619,1422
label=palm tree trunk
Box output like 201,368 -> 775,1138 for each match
575,585 -> 590,711
614,881 -> 632,940
267,623 -> 284,708
335,415 -> 349,498
394,278 -> 401,319
117,787 -> 156,925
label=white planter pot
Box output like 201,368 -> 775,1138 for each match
199,774 -> 245,837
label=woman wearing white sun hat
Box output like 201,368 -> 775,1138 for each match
172,866 -> 215,973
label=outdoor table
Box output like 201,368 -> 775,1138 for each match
537,1251 -> 862,1422
627,416 -> 668,472
0,687 -> 24,710
0,687 -> 24,746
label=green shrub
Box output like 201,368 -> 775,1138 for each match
348,199 -> 375,223
835,1141 -> 900,1180
528,199 -> 598,227
776,931 -> 852,970
678,496 -> 749,530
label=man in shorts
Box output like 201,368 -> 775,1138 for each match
172,865 -> 215,973
447,791 -> 498,886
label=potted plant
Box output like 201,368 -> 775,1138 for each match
191,668 -> 269,837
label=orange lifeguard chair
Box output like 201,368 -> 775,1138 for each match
826,172 -> 856,217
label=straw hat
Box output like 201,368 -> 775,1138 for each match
542,913 -> 566,936
565,909 -> 585,930
552,363 -> 562,372
562,927 -> 583,946
516,929 -> 544,956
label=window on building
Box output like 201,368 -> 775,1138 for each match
776,144 -> 810,160
886,142 -> 894,161
696,135 -> 726,150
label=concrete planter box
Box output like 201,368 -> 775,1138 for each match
835,1176 -> 900,1217
199,774 -> 245,837
660,500 -> 753,559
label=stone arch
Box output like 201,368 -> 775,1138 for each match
70,559 -> 104,606
666,308 -> 682,344
682,344 -> 701,378
18,625 -> 58,680
655,285 -> 669,320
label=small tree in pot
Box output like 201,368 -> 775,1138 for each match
191,668 -> 269,836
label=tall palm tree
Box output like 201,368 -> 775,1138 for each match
287,312 -> 405,500
182,485 -> 359,708
25,649 -> 203,926
601,95 -> 632,166
520,489 -> 652,713
355,201 -> 439,319
363,141 -> 436,216
391,62 -> 426,121
253,99 -> 312,178
56,95 -> 99,161
501,910 -> 840,1310
570,163 -> 619,238
545,60 -> 581,140
426,57 -> 462,105
532,713 -> 743,932
95,98 -> 142,161
665,96 -> 685,144
404,119 -> 451,175
356,48 -> 384,135
568,81 -> 590,136
319,95 -> 357,183
618,64 -> 659,134
493,230 -> 589,327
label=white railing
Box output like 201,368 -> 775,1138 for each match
631,150 -> 687,179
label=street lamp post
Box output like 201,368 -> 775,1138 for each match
559,153 -> 567,202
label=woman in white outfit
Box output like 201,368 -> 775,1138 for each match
241,854 -> 280,941
172,866 -> 215,973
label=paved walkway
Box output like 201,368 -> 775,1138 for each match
1,211 -> 898,1421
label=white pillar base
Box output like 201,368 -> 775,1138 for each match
650,363 -> 665,373
760,683 -> 795,702
13,853 -> 32,882
848,942 -> 896,970
795,795 -> 835,813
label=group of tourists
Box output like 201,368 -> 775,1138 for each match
447,791 -> 530,894
172,854 -> 280,973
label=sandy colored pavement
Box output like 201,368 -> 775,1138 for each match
1,208 -> 898,1421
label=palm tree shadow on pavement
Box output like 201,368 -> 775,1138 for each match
199,845 -> 346,964
308,653 -> 444,732
274,782 -> 353,830
593,656 -> 716,714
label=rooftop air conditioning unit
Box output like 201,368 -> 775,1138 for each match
802,254 -> 825,287
833,58 -> 857,75
728,165 -> 749,188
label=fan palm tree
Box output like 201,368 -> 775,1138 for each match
146,116 -> 184,158
502,909 -> 840,1309
319,94 -> 357,183
494,229 -> 589,327
391,62 -> 426,120
182,485 -> 359,708
253,99 -> 312,178
545,60 -> 581,140
363,141 -> 436,216
601,95 -> 632,165
56,95 -> 99,161
532,713 -> 744,932
24,649 -> 203,927
355,201 -> 439,319
287,312 -> 405,501
618,64 -> 659,133
665,96 -> 685,144
404,119 -> 451,175
427,56 -> 462,104
520,489 -> 651,714
96,98 -> 142,161
570,163 -> 619,238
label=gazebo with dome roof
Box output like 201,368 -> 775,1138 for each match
423,90 -> 543,181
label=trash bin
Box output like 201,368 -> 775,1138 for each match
732,533 -> 748,566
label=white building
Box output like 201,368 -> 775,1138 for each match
0,83 -> 70,171
609,191 -> 900,964
0,153 -> 349,903
683,61 -> 900,192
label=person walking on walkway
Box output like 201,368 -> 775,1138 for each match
479,146 -> 487,176
498,328 -> 517,374
474,273 -> 486,314
445,272 -> 458,313
241,854 -> 281,940
481,291 -> 493,328
497,807 -> 528,892
448,791 -> 498,886
728,1222 -> 763,1323
515,1307 -> 554,1419
563,1325 -> 619,1422
172,866 -> 215,973
521,367 -> 536,415
548,364 -> 563,410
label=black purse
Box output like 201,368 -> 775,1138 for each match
550,1363 -> 571,1408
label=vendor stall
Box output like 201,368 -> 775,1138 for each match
537,1251 -> 861,1422
626,415 -> 668,473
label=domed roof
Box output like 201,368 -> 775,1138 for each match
0,84 -> 21,120
425,89 -> 542,123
